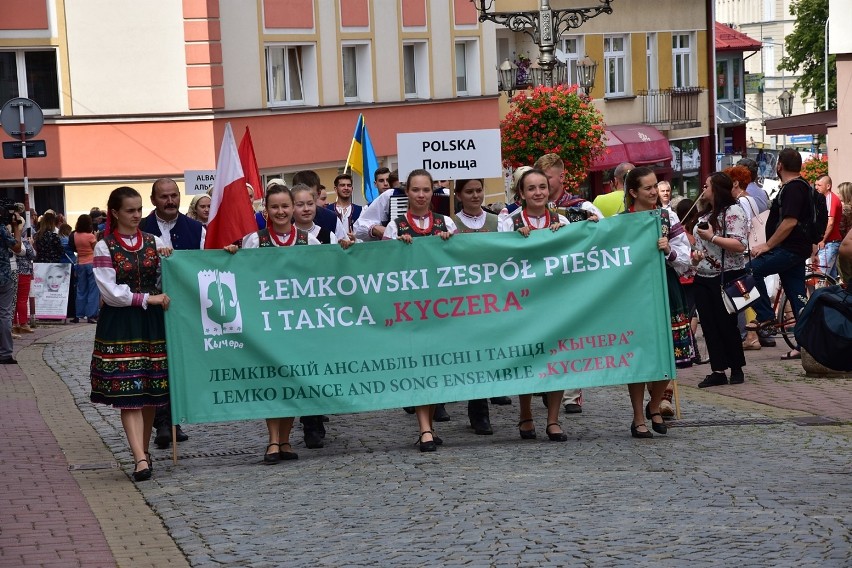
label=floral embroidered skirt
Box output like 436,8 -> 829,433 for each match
666,266 -> 695,367
90,303 -> 169,408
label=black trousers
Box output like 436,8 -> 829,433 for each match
693,271 -> 747,373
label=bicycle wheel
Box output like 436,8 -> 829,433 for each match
776,272 -> 837,349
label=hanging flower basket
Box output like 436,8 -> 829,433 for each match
501,84 -> 607,191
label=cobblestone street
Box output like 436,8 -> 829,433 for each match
7,325 -> 843,567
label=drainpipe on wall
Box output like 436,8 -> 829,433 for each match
706,0 -> 717,179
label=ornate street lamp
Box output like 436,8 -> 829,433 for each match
778,89 -> 794,118
470,0 -> 615,88
497,58 -> 518,96
577,55 -> 598,95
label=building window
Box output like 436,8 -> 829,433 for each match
403,44 -> 417,97
454,40 -> 480,96
717,57 -> 743,102
0,49 -> 60,112
559,36 -> 584,86
455,43 -> 468,93
646,33 -> 658,91
342,42 -> 373,103
403,42 -> 429,99
604,35 -> 627,96
266,44 -> 318,106
716,59 -> 730,101
342,45 -> 358,100
672,33 -> 695,88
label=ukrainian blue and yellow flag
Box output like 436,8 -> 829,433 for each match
345,114 -> 380,204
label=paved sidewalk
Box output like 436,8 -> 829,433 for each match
2,323 -> 851,567
0,324 -> 187,568
678,334 -> 852,423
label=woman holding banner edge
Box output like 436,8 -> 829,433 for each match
225,183 -> 320,464
498,168 -> 570,442
623,167 -> 693,438
383,169 -> 457,452
90,187 -> 172,482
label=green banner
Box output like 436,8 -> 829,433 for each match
162,212 -> 674,425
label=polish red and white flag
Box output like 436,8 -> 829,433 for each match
205,123 -> 257,249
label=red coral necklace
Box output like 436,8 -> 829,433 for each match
269,227 -> 297,247
115,230 -> 143,252
406,211 -> 434,235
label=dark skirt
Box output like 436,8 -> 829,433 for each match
666,266 -> 694,366
90,303 -> 169,409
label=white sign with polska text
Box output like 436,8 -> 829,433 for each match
397,129 -> 502,180
184,169 -> 216,195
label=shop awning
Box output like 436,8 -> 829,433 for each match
591,124 -> 673,171
715,22 -> 762,52
764,109 -> 837,136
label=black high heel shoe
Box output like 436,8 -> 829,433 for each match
631,422 -> 653,439
645,402 -> 667,434
146,452 -> 153,471
546,423 -> 568,442
518,418 -> 537,440
132,458 -> 152,482
417,431 -> 437,452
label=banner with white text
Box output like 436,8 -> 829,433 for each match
163,212 -> 674,424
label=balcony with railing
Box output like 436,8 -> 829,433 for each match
639,87 -> 703,130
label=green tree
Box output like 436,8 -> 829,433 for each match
779,0 -> 835,109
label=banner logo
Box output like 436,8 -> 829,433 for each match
198,270 -> 243,337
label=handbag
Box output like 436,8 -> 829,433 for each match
721,273 -> 760,314
720,212 -> 761,315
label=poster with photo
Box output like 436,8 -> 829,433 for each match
33,263 -> 72,319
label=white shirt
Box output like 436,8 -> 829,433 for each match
93,234 -> 166,308
242,230 -> 320,249
354,188 -> 451,241
155,213 -> 206,249
498,208 -> 570,232
454,210 -> 488,231
301,223 -> 338,244
383,214 -> 458,240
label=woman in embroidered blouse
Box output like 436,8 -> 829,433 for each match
498,168 -> 570,443
623,167 -> 693,438
691,172 -> 748,389
383,169 -> 457,452
451,178 -> 499,233
292,184 -> 338,245
226,183 -> 319,464
449,178 -> 505,432
90,187 -> 172,482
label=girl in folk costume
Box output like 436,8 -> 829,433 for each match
225,183 -> 319,464
90,187 -> 173,482
292,184 -> 355,249
498,168 -> 571,443
451,178 -> 499,233
450,178 -> 506,432
290,183 -> 351,448
383,169 -> 457,452
623,167 -> 693,438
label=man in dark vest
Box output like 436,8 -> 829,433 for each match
143,177 -> 205,448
